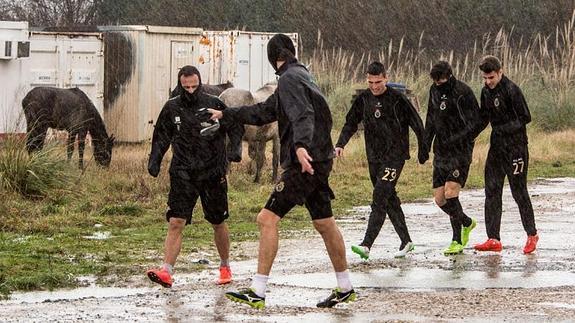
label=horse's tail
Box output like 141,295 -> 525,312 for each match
21,88 -> 49,131
22,88 -> 42,118
21,88 -> 50,153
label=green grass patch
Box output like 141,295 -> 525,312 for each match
1,127 -> 574,298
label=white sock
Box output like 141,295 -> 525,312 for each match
220,259 -> 230,268
250,273 -> 269,297
162,263 -> 174,275
335,270 -> 353,293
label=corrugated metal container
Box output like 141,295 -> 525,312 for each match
1,22 -> 298,142
1,25 -> 105,135
192,31 -> 298,92
0,21 -> 29,135
100,25 -> 205,143
27,31 -> 105,115
101,26 -> 298,142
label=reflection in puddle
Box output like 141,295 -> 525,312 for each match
351,202 -> 439,217
272,267 -> 575,290
539,302 -> 575,310
6,286 -> 152,304
482,254 -> 502,279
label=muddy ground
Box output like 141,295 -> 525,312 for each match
1,178 -> 575,322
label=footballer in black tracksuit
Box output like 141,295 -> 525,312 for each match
222,60 -> 337,219
422,75 -> 483,243
480,75 -> 536,240
335,86 -> 425,250
148,85 -> 244,225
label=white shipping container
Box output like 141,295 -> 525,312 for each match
102,26 -> 297,142
0,22 -> 298,142
0,21 -> 30,135
27,31 -> 105,116
99,25 -> 206,143
201,31 -> 298,93
0,25 -> 104,136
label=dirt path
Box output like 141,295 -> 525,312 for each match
2,178 -> 575,322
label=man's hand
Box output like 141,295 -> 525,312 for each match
296,147 -> 314,175
148,161 -> 160,177
207,108 -> 223,121
334,147 -> 344,158
418,150 -> 429,165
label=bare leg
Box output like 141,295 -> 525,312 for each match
163,218 -> 186,266
212,222 -> 230,263
444,181 -> 462,199
434,186 -> 447,207
313,217 -> 348,272
256,209 -> 281,275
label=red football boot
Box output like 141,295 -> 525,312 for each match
474,238 -> 503,252
146,268 -> 173,288
523,234 -> 539,254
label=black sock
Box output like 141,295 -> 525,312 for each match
445,197 -> 472,227
449,215 -> 462,243
440,203 -> 462,243
399,240 -> 412,250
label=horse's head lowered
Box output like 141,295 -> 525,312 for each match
94,135 -> 115,167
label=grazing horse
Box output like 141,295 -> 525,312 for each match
219,82 -> 279,183
22,87 -> 115,169
203,81 -> 234,96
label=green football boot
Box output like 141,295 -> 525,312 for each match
443,241 -> 464,256
461,218 -> 477,247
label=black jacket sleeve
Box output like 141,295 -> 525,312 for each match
444,89 -> 483,145
277,73 -> 315,149
217,100 -> 245,162
478,89 -> 491,133
421,92 -> 435,162
148,103 -> 174,177
404,95 -> 426,157
493,85 -> 531,135
223,93 -> 278,126
335,94 -> 364,148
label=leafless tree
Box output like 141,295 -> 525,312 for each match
0,0 -> 101,27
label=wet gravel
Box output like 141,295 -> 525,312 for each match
1,177 -> 574,322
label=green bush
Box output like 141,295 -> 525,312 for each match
0,137 -> 75,198
523,81 -> 575,131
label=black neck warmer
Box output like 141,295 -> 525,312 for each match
436,75 -> 456,95
177,65 -> 203,106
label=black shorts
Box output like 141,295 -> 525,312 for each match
368,160 -> 405,188
432,160 -> 471,189
264,160 -> 335,220
167,170 -> 229,225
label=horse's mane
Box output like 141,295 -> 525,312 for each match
69,88 -> 109,140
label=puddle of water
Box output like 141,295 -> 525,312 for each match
272,268 -> 575,290
539,302 -> 575,310
351,202 -> 439,217
234,312 -> 438,323
5,286 -> 152,304
82,231 -> 112,240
